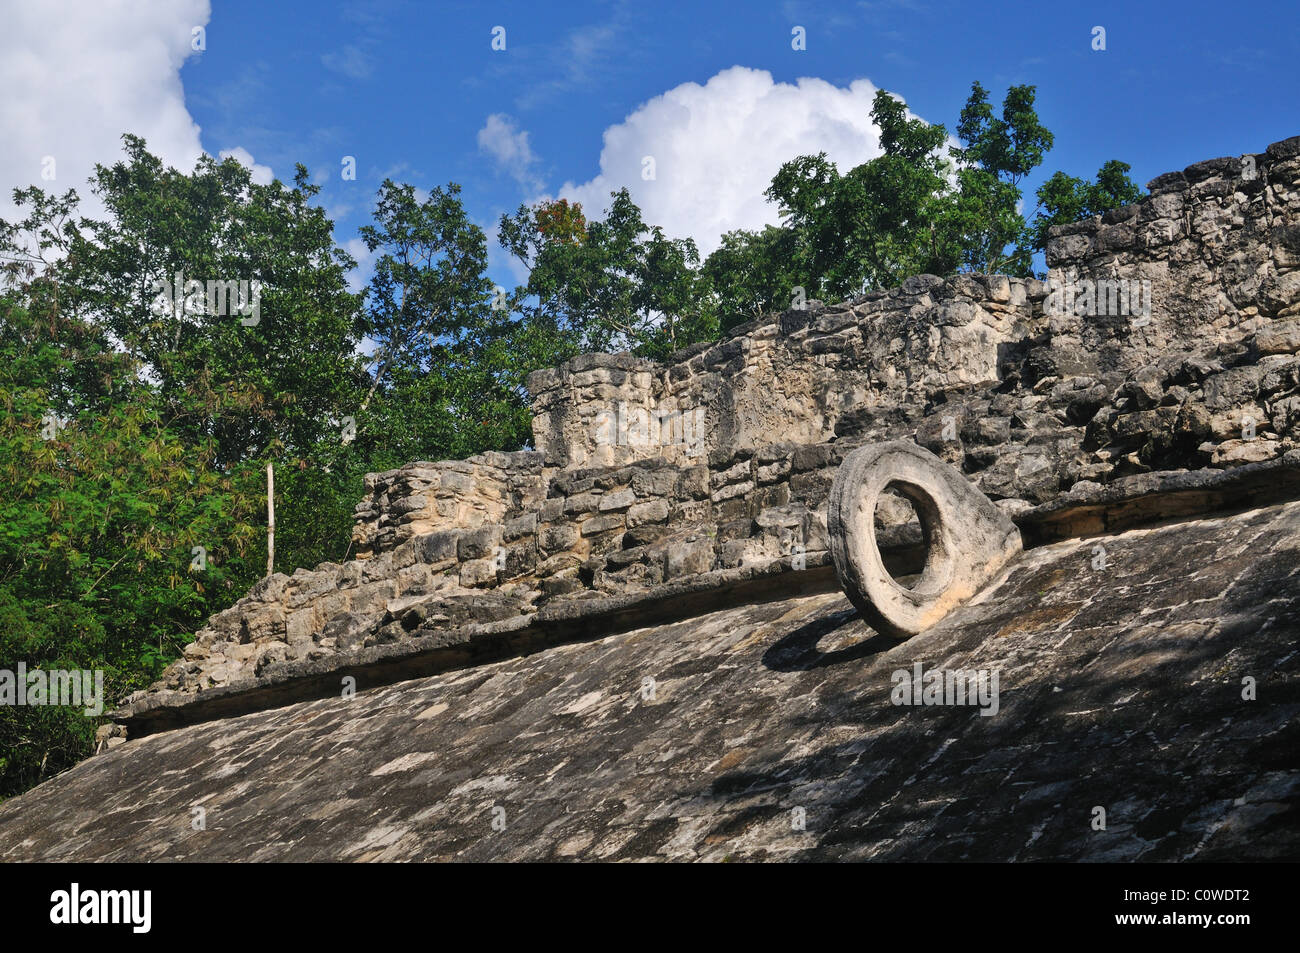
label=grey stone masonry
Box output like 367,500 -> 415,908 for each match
119,136 -> 1300,721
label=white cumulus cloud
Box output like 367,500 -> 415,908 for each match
0,0 -> 210,221
558,66 -> 911,258
1,0 -> 277,232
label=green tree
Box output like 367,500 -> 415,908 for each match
0,291 -> 262,797
765,90 -> 958,298
765,83 -> 1057,295
946,82 -> 1055,276
1021,160 -> 1145,261
358,179 -> 533,463
0,137 -> 371,796
59,135 -> 365,470
700,225 -> 801,331
500,190 -> 717,360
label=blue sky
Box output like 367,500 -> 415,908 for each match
5,0 -> 1299,292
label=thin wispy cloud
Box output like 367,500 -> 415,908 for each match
322,44 -> 375,80
513,11 -> 637,109
321,0 -> 399,83
478,113 -> 544,193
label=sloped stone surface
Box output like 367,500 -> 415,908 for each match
2,499 -> 1296,861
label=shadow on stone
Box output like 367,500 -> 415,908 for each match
762,607 -> 894,672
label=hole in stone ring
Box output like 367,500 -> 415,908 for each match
871,479 -> 950,595
873,485 -> 922,587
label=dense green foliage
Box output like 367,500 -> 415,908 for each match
499,190 -> 718,361
700,83 -> 1140,328
0,82 -> 1140,798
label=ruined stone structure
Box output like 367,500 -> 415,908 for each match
0,138 -> 1297,861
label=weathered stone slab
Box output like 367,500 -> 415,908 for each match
5,497 -> 1299,861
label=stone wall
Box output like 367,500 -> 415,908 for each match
127,136 -> 1300,710
531,136 -> 1300,474
350,451 -> 546,558
527,274 -> 1038,470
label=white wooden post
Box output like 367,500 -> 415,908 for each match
266,461 -> 275,577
